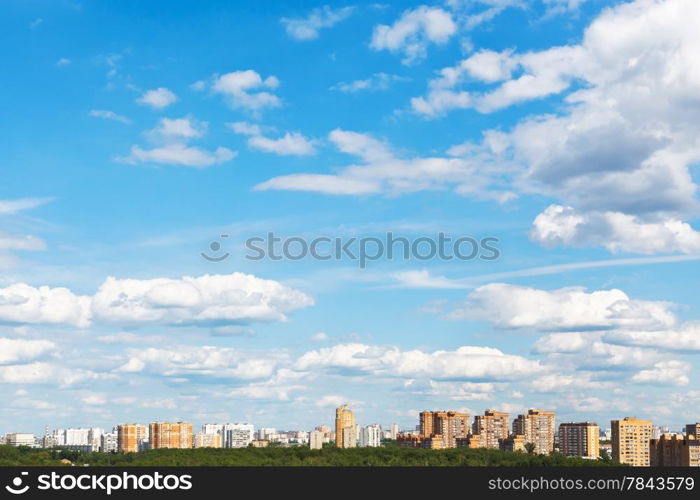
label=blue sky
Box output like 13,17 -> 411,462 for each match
2,0 -> 700,435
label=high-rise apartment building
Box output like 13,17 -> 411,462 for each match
100,432 -> 118,453
335,405 -> 357,448
310,430 -> 325,450
359,424 -> 382,447
222,423 -> 254,448
559,422 -> 599,459
419,411 -> 470,448
611,417 -> 652,466
650,434 -> 700,466
117,424 -> 148,453
513,409 -> 555,455
149,422 -> 193,450
472,410 -> 510,449
390,423 -> 399,440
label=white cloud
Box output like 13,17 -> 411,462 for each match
0,362 -> 102,386
0,272 -> 312,328
631,360 -> 690,386
229,120 -> 315,155
136,87 -> 177,109
211,70 -> 281,111
315,394 -> 348,407
331,73 -> 408,93
533,331 -> 667,370
412,0 -> 700,254
116,345 -> 284,380
0,197 -> 53,215
227,121 -> 264,136
0,338 -> 55,365
119,116 -> 235,168
247,132 -> 316,156
530,205 -> 700,254
281,6 -> 353,40
603,323 -> 700,352
256,128 -> 513,199
458,0 -> 526,29
90,272 -> 314,326
392,270 -> 467,289
81,393 -> 107,405
0,233 -> 46,252
120,144 -> 235,168
450,283 -> 676,331
530,373 -> 613,393
89,109 -> 131,124
370,6 -> 457,65
296,343 -> 544,381
56,58 -> 71,67
0,283 -> 92,327
149,117 -> 208,140
311,331 -> 329,342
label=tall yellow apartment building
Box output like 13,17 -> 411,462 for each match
559,422 -> 599,459
149,422 -> 193,449
472,410 -> 510,449
335,405 -> 357,448
612,417 -> 652,466
513,409 -> 556,455
116,424 -> 148,453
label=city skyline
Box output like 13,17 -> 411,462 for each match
6,404 -> 700,467
3,0 -> 700,435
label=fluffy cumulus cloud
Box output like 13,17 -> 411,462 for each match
450,283 -> 677,331
0,283 -> 92,327
370,6 -> 457,65
256,128 -> 514,201
136,87 -> 177,110
119,116 -> 236,168
413,0 -> 700,254
281,5 -> 353,40
116,345 -> 285,380
530,205 -> 700,254
211,70 -> 281,111
631,360 -> 690,386
229,123 -> 315,156
0,338 -> 55,365
0,272 -> 312,328
603,323 -> 700,352
91,272 -> 314,326
295,343 -> 544,381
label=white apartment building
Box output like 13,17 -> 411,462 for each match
100,433 -> 118,453
5,433 -> 36,447
309,430 -> 325,450
390,423 -> 399,440
223,423 -> 254,448
359,424 -> 382,447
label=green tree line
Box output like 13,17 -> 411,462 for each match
0,444 -> 621,467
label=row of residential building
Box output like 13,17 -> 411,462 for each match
390,408 -> 700,467
2,417 -> 401,454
